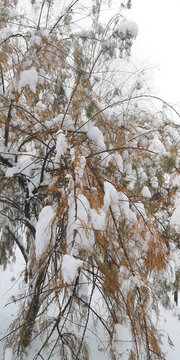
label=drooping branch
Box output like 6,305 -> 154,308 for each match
74,272 -> 96,359
20,262 -> 47,349
0,154 -> 13,167
0,66 -> 5,94
4,102 -> 12,147
7,227 -> 28,264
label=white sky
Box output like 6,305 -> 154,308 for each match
127,0 -> 180,105
102,0 -> 180,106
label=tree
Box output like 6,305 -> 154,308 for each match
0,0 -> 180,359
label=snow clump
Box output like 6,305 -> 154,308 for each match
61,254 -> 83,284
170,199 -> 180,234
103,181 -> 120,220
67,192 -> 95,252
35,206 -> 56,259
141,185 -> 151,198
5,155 -> 34,178
0,27 -> 12,41
18,67 -> 38,93
87,126 -> 106,150
148,134 -> 166,155
55,131 -> 68,163
134,201 -> 147,219
117,21 -> 138,39
91,208 -> 106,230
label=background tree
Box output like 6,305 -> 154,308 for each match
0,0 -> 180,359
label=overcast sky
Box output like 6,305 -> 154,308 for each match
101,0 -> 180,106
127,0 -> 180,105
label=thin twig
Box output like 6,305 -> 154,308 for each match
49,0 -> 80,34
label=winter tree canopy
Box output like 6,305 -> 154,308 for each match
0,0 -> 180,359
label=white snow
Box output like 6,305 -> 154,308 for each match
141,185 -> 151,198
38,68 -> 46,85
119,192 -> 130,215
78,273 -> 88,300
151,176 -> 158,189
125,163 -> 132,175
30,35 -> 42,47
103,181 -> 122,221
9,77 -> 18,94
123,150 -> 128,160
117,20 -> 138,39
170,204 -> 180,234
134,201 -> 147,219
103,181 -> 120,218
87,126 -> 106,150
69,151 -> 86,182
49,114 -> 74,130
113,323 -> 132,358
0,27 -> 12,41
70,147 -> 76,162
113,152 -> 124,173
18,67 -> 38,93
100,151 -> 111,167
119,192 -> 137,224
22,60 -> 33,69
61,254 -> 83,284
128,208 -> 137,224
5,155 -> 34,178
35,206 -> 56,259
148,134 -> 167,155
5,155 -> 40,196
67,192 -> 95,252
41,29 -> 49,38
136,78 -> 143,90
103,182 -> 118,209
1,254 -> 180,359
127,170 -> 137,190
138,167 -> 148,184
91,208 -> 106,230
55,131 -> 68,163
75,155 -> 86,181
4,348 -> 13,360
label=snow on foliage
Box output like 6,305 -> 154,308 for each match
74,155 -> 86,182
148,133 -> 167,155
87,125 -> 106,150
67,191 -> 95,253
61,254 -> 83,284
117,20 -> 138,39
0,27 -> 12,41
5,155 -> 34,178
35,206 -> 56,259
30,35 -> 42,48
170,200 -> 180,234
134,201 -> 147,219
113,152 -> 124,174
18,67 -> 38,93
103,181 -> 120,219
55,131 -> 68,163
150,175 -> 159,189
141,185 -> 151,198
48,114 -> 74,130
78,273 -> 88,299
119,192 -> 137,224
91,208 -> 106,230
